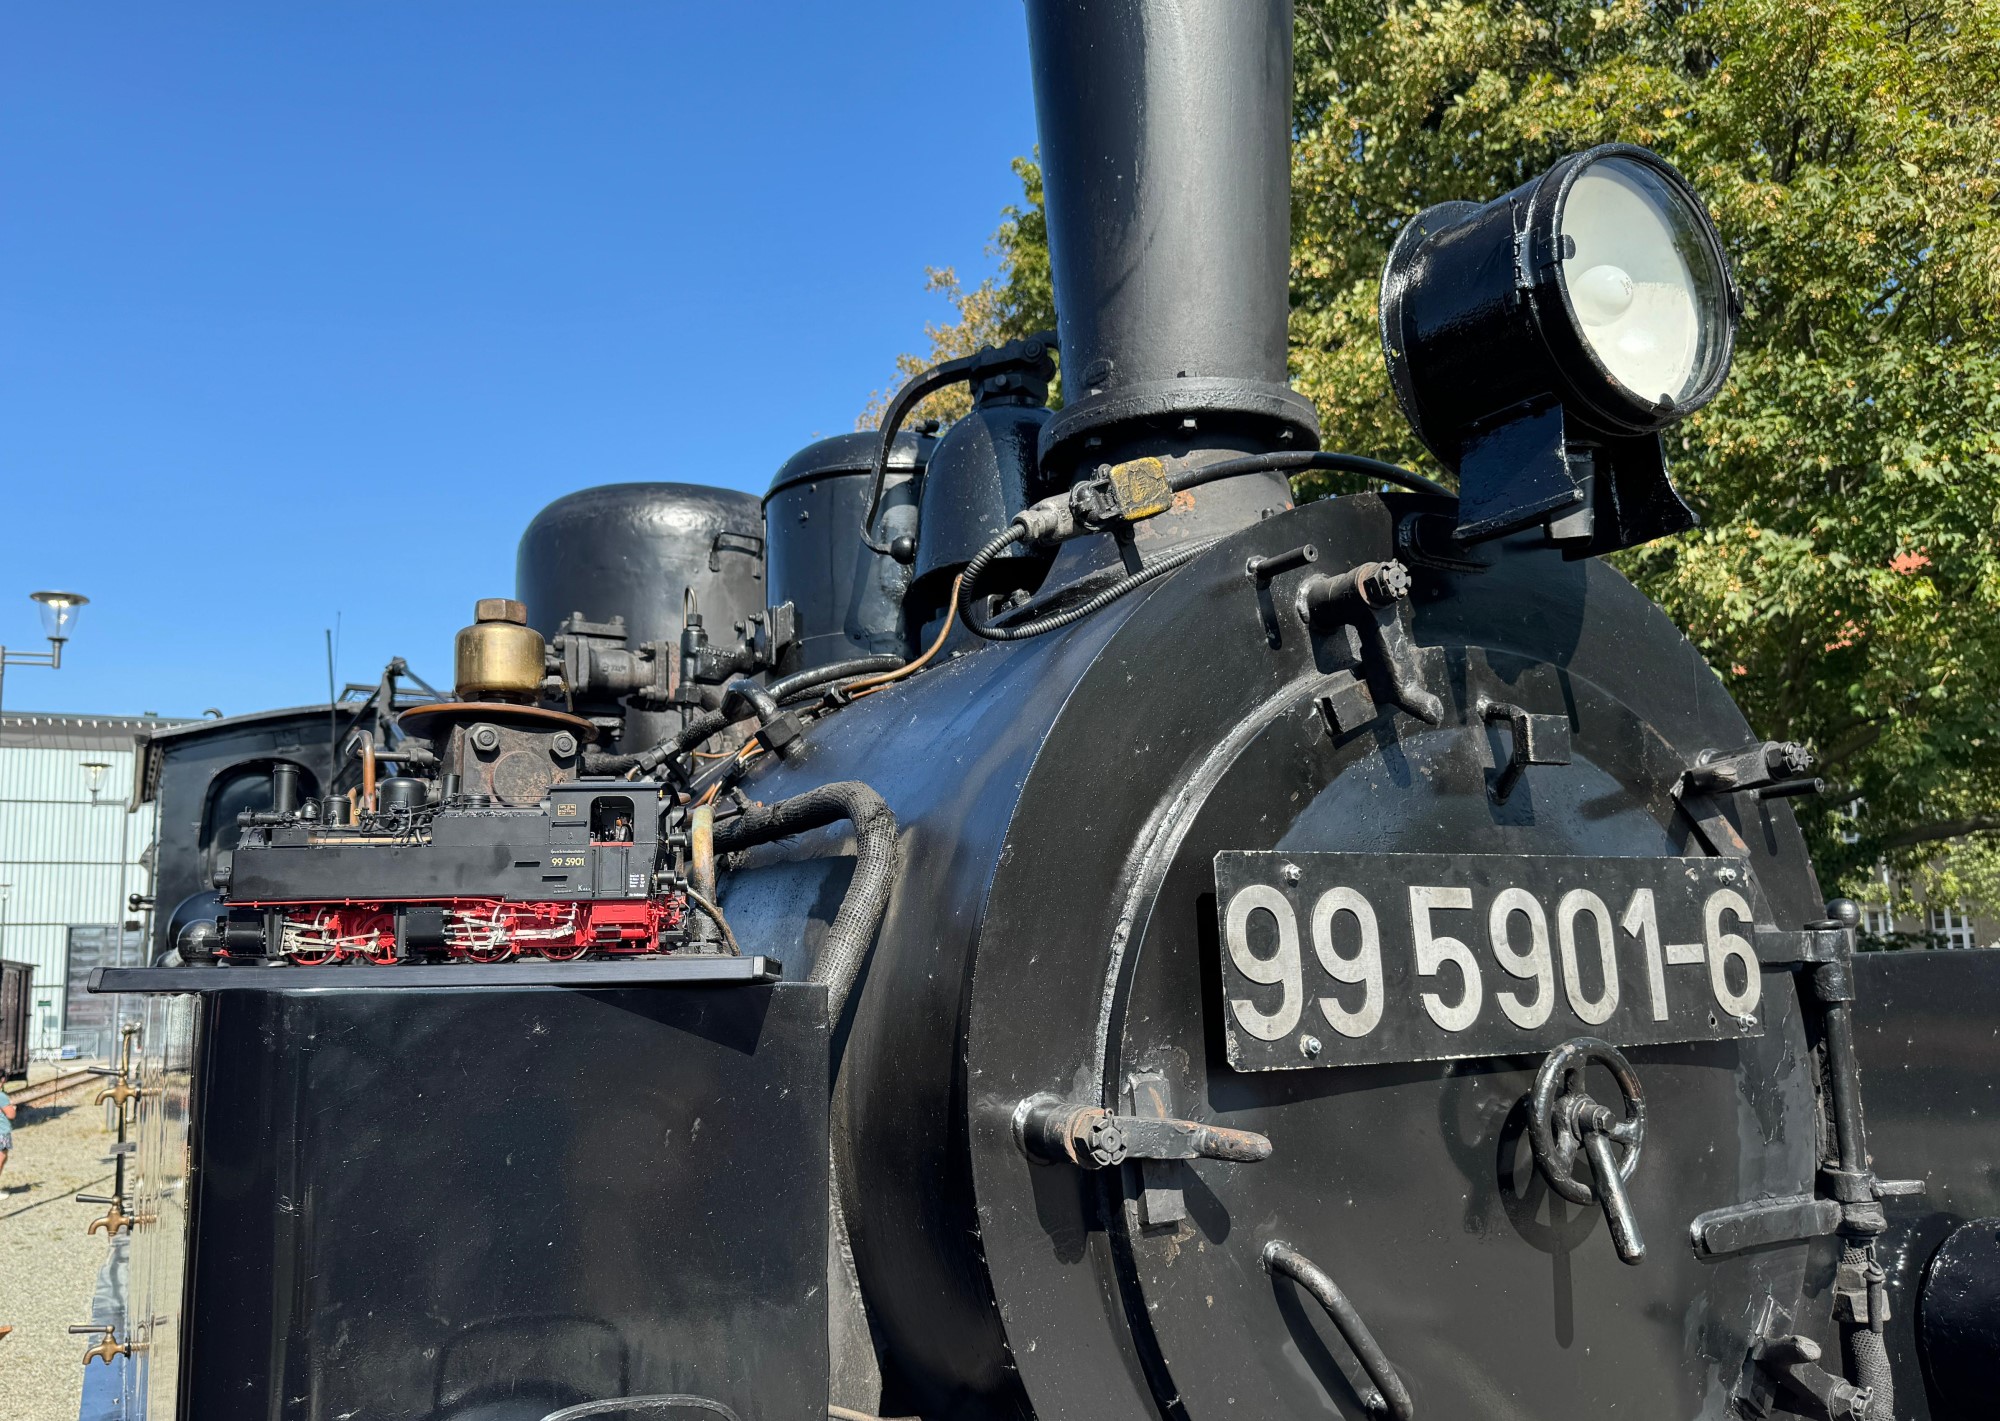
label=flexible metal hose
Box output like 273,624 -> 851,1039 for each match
963,536 -> 1222,642
1842,1240 -> 1895,1416
583,657 -> 906,776
711,781 -> 898,1019
710,781 -> 900,1421
764,656 -> 906,704
1168,448 -> 1453,498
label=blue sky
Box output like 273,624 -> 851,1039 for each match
0,3 -> 1037,718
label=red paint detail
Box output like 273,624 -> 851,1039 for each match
240,896 -> 690,965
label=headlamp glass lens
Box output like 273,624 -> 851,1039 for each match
1560,156 -> 1725,407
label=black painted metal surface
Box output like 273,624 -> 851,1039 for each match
719,487 -> 1833,1418
135,707 -> 345,963
1024,0 -> 1319,473
763,432 -> 933,669
1851,949 -> 2000,1420
517,483 -> 766,750
172,979 -> 828,1420
908,400 -> 1053,633
1919,1220 -> 2000,1418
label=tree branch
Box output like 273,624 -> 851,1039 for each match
1817,720 -> 1885,768
1879,816 -> 2000,852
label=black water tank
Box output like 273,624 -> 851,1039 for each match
517,483 -> 765,749
764,431 -> 935,670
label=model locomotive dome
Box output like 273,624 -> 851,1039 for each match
91,3 -> 1999,1419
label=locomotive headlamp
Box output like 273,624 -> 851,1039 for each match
1380,144 -> 1738,556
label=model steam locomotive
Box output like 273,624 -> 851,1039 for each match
182,600 -> 698,966
95,3 -> 2000,1420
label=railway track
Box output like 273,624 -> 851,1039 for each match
10,1066 -> 102,1107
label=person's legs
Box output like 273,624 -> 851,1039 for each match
0,1145 -> 10,1182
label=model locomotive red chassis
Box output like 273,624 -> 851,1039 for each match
234,895 -> 690,965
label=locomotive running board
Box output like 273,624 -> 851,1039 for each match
88,956 -> 782,994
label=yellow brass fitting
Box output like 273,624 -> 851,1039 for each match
454,598 -> 546,703
87,1202 -> 134,1237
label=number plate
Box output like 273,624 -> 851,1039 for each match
1214,852 -> 1767,1071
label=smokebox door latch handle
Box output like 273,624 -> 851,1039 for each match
1263,1239 -> 1415,1420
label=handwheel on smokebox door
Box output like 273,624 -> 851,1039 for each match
1528,1037 -> 1648,1264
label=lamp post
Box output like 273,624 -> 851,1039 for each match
0,591 -> 89,714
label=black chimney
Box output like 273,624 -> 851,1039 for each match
1025,0 -> 1319,481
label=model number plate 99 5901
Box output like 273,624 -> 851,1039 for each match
1213,851 -> 1767,1070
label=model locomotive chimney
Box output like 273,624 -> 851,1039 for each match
1024,0 -> 1319,480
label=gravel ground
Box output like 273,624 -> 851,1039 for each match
0,1066 -> 119,1421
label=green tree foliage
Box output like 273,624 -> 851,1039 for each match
877,0 -> 2000,910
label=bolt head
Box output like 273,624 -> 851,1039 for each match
473,597 -> 527,625
1299,1035 -> 1323,1059
1282,862 -> 1302,885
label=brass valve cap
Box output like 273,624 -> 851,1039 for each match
455,599 -> 546,702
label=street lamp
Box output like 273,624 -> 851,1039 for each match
0,591 -> 89,713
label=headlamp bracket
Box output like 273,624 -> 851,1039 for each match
1453,400 -> 1698,558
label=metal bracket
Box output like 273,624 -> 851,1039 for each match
1478,698 -> 1571,803
1296,560 -> 1444,725
1752,926 -> 1847,967
1395,509 -> 1493,575
1126,1072 -> 1193,1226
708,528 -> 765,575
1736,1298 -> 1876,1420
1315,672 -> 1378,737
1683,741 -> 1814,795
1675,741 -> 1815,858
1677,788 -> 1753,859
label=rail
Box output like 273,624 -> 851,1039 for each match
10,1066 -> 100,1107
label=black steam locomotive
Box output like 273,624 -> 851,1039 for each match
93,4 -> 2000,1421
